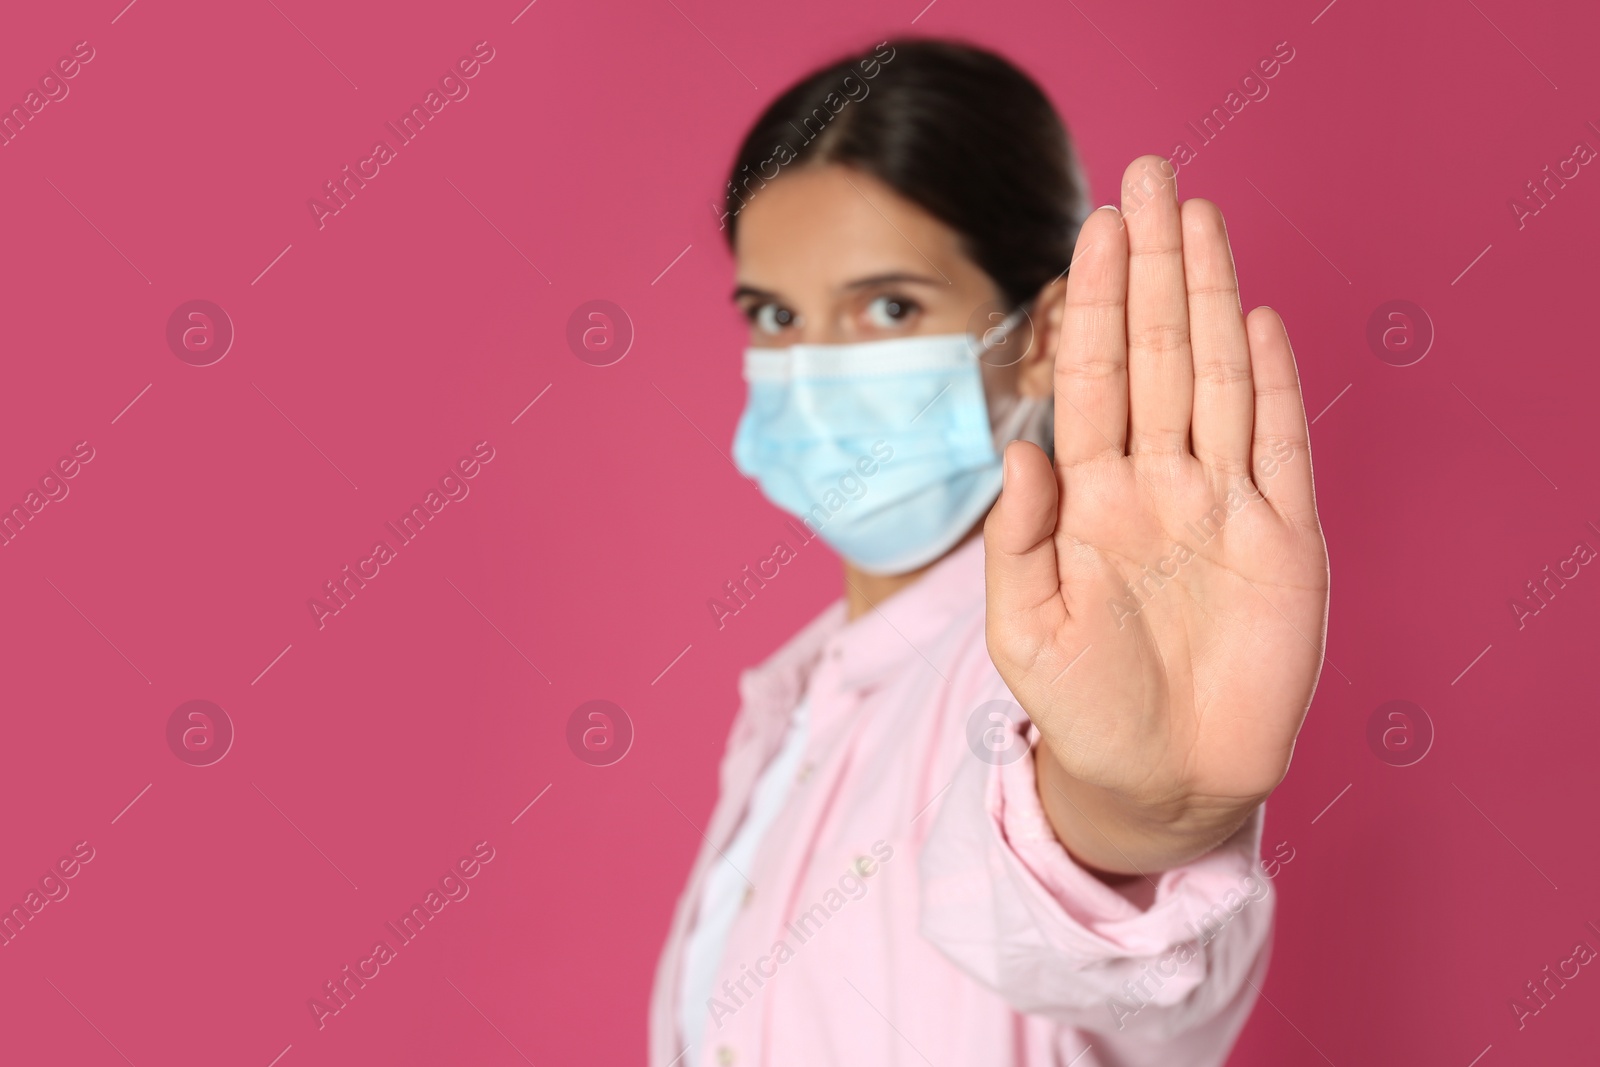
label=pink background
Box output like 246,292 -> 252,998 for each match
1,0 -> 1597,1063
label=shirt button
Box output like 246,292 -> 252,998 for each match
717,1046 -> 736,1065
742,885 -> 755,907
796,762 -> 813,784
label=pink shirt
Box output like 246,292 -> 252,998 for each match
650,533 -> 1274,1067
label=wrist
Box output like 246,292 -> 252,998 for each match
1033,742 -> 1258,877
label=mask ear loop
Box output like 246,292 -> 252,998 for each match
972,294 -> 1055,459
970,298 -> 1039,369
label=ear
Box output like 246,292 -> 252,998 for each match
1017,275 -> 1070,399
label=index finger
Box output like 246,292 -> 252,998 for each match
1053,205 -> 1130,469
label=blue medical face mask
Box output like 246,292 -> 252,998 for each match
731,327 -> 1052,576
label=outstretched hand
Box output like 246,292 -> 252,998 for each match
984,156 -> 1330,877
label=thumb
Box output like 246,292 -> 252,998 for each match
984,440 -> 1061,629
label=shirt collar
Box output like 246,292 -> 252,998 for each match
739,533 -> 987,714
830,532 -> 985,691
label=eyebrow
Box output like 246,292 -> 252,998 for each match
730,272 -> 947,303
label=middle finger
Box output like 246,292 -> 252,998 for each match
1120,155 -> 1194,459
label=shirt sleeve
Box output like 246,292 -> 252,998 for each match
917,725 -> 1274,1066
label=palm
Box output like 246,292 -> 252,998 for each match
985,156 -> 1329,816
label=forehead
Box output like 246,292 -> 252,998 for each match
732,165 -> 972,291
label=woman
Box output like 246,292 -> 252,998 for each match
653,38 -> 1329,1067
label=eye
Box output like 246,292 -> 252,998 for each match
749,302 -> 798,335
864,295 -> 918,330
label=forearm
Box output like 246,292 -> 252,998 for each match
1033,742 -> 1257,879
